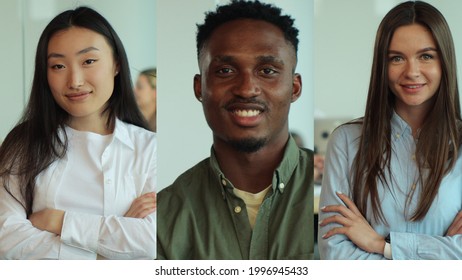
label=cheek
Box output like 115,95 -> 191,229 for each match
47,73 -> 63,98
387,67 -> 398,83
90,68 -> 115,94
428,66 -> 442,84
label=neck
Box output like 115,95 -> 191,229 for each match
68,113 -> 113,135
395,108 -> 429,138
213,134 -> 288,193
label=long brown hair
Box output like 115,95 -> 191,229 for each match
351,1 -> 461,223
0,7 -> 149,217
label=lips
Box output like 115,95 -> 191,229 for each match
400,83 -> 425,94
65,91 -> 91,101
402,84 -> 424,89
233,109 -> 261,117
224,100 -> 266,127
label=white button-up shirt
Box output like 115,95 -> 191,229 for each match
0,119 -> 156,259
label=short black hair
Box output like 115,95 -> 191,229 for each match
196,0 -> 299,58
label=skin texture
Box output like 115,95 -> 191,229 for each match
194,19 -> 301,193
388,23 -> 442,136
47,27 -> 118,135
29,27 -> 156,235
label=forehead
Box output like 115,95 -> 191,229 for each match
389,24 -> 436,49
48,27 -> 112,54
200,19 -> 296,64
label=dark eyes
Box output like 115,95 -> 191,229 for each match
83,59 -> 97,65
217,68 -> 234,75
215,66 -> 279,77
49,59 -> 98,70
50,64 -> 65,70
260,68 -> 277,75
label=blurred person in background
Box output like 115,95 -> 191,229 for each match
135,68 -> 157,132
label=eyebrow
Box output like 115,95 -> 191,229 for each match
212,55 -> 284,65
388,47 -> 438,55
47,46 -> 100,59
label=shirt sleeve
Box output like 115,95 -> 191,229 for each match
0,177 -> 61,260
391,232 -> 462,259
317,125 -> 387,260
60,135 -> 157,260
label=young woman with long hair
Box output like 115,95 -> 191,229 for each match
0,7 -> 156,259
318,1 -> 462,259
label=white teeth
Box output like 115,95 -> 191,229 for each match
406,85 -> 420,89
234,109 -> 261,117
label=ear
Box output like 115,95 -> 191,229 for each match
193,74 -> 202,101
114,63 -> 120,76
291,73 -> 302,102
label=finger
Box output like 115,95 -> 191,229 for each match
319,214 -> 351,227
321,226 -> 347,239
130,200 -> 157,217
138,207 -> 156,218
321,204 -> 354,218
132,201 -> 156,215
336,192 -> 362,216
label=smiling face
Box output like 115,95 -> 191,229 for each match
388,23 -> 442,117
47,27 -> 118,132
194,19 -> 301,153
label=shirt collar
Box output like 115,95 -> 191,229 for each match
58,118 -> 136,150
209,135 -> 301,198
112,118 -> 135,150
391,110 -> 412,141
272,136 -> 300,194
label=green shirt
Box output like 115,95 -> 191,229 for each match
157,137 -> 314,260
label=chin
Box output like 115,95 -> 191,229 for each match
228,137 -> 268,153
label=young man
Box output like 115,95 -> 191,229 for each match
157,0 -> 314,260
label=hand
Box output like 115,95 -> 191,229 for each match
319,192 -> 385,255
29,209 -> 65,235
447,211 -> 462,236
124,192 -> 156,218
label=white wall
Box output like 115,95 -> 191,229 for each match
0,0 -> 156,141
314,0 -> 462,120
157,0 -> 314,189
0,0 -> 25,139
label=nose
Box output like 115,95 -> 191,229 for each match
232,72 -> 261,98
404,59 -> 420,78
67,67 -> 84,89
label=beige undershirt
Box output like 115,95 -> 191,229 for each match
233,185 -> 272,229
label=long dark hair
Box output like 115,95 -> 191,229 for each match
0,7 -> 148,216
351,1 -> 461,223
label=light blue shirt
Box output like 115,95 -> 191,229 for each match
318,112 -> 462,260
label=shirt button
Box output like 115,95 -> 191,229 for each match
221,179 -> 227,186
234,206 -> 241,213
279,183 -> 285,189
